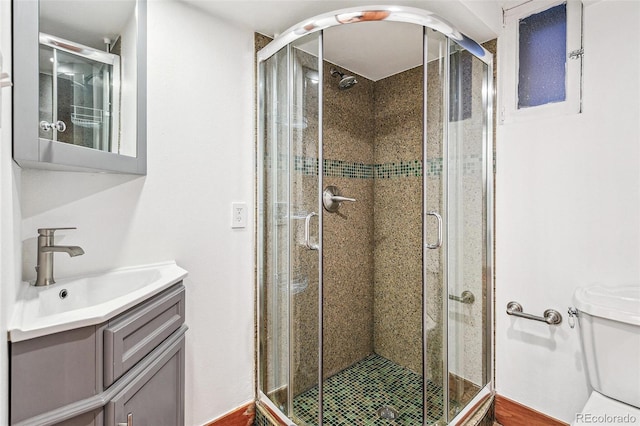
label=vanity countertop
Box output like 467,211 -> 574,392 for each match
8,261 -> 188,342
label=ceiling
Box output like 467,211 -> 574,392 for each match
181,0 -> 506,80
39,0 -> 136,50
37,0 -> 511,81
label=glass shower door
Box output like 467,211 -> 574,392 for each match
289,34 -> 321,425
446,43 -> 491,421
258,45 -> 291,413
424,28 -> 448,426
257,32 -> 321,424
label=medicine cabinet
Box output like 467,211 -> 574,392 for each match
12,0 -> 147,174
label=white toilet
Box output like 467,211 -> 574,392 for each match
572,285 -> 640,426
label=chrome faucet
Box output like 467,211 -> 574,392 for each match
34,227 -> 85,286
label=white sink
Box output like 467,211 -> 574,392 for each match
9,261 -> 188,342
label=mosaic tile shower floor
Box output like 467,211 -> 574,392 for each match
291,354 -> 443,426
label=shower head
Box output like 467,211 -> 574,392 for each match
330,68 -> 358,90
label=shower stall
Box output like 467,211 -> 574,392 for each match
257,6 -> 493,425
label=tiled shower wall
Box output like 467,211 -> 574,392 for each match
372,63 -> 444,382
320,61 -> 376,382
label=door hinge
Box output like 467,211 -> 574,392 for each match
569,48 -> 584,60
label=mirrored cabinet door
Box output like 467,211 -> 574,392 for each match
13,0 -> 146,174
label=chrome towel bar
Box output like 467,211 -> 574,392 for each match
506,301 -> 563,325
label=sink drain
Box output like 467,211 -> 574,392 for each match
377,406 -> 398,420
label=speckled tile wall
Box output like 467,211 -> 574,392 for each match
321,60 -> 377,382
372,62 -> 444,382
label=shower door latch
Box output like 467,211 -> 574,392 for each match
426,211 -> 443,249
304,212 -> 319,251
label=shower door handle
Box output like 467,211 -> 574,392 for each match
426,211 -> 442,249
304,212 -> 319,251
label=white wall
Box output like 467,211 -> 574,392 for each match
0,0 -> 22,423
495,0 -> 640,422
14,1 -> 256,424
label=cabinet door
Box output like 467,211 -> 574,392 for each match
105,336 -> 184,426
54,409 -> 103,426
11,326 -> 99,424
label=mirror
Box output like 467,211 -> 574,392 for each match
13,0 -> 146,174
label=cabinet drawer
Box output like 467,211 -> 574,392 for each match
104,283 -> 185,388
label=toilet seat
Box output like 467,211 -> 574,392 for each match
571,391 -> 640,426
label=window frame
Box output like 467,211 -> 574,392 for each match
500,0 -> 583,124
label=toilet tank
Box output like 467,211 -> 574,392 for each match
574,286 -> 640,408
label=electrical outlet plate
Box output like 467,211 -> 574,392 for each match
231,202 -> 247,229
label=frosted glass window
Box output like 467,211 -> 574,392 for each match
450,50 -> 472,122
518,3 -> 567,108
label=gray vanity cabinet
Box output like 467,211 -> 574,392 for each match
10,283 -> 186,426
105,335 -> 185,426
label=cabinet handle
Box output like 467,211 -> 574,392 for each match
117,412 -> 133,426
39,120 -> 66,132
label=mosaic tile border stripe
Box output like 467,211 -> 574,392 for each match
265,154 -> 482,178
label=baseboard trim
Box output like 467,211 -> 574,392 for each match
205,401 -> 255,426
495,394 -> 568,426
207,393 -> 568,426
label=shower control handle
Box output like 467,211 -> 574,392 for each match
304,212 -> 319,251
331,195 -> 356,203
426,211 -> 443,249
323,185 -> 356,213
